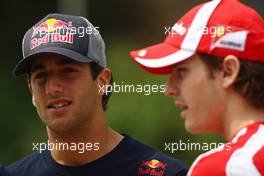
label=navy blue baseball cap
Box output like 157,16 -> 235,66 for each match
13,13 -> 106,76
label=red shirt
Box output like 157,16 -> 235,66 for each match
188,122 -> 264,176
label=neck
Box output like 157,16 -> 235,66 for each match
222,93 -> 264,141
47,109 -> 123,166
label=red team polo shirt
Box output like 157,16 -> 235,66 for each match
188,122 -> 264,176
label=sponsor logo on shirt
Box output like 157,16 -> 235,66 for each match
138,159 -> 167,176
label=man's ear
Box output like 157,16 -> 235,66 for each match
28,81 -> 36,107
96,68 -> 111,96
221,55 -> 240,88
32,95 -> 36,107
28,82 -> 32,94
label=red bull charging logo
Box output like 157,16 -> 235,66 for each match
31,18 -> 73,49
138,159 -> 167,176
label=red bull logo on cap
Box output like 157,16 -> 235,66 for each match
30,18 -> 73,49
138,159 -> 167,176
32,18 -> 71,37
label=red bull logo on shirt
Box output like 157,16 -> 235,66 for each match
138,159 -> 167,176
31,18 -> 73,49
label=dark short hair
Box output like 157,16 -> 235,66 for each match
89,62 -> 113,111
199,53 -> 264,109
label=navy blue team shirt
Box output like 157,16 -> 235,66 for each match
7,134 -> 187,176
0,165 -> 8,176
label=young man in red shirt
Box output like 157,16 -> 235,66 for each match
130,0 -> 264,175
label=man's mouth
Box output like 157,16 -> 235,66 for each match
47,99 -> 72,110
174,101 -> 188,111
48,101 -> 71,109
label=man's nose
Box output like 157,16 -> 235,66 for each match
45,76 -> 63,95
164,76 -> 180,97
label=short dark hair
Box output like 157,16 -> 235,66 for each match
89,62 -> 113,111
199,53 -> 264,109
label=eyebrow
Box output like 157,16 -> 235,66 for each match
173,64 -> 186,69
30,64 -> 45,73
30,58 -> 79,73
55,59 -> 78,65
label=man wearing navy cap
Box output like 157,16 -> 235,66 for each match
8,13 -> 187,176
130,0 -> 264,175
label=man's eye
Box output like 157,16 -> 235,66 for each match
177,68 -> 188,75
177,67 -> 187,73
62,68 -> 78,74
34,72 -> 46,79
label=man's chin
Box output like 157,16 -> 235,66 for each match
185,122 -> 202,134
45,118 -> 77,134
185,123 -> 216,134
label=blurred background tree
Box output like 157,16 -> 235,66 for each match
1,0 -> 263,166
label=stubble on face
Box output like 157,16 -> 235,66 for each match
30,54 -> 100,134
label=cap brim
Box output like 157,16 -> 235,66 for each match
13,47 -> 94,76
130,42 -> 194,74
